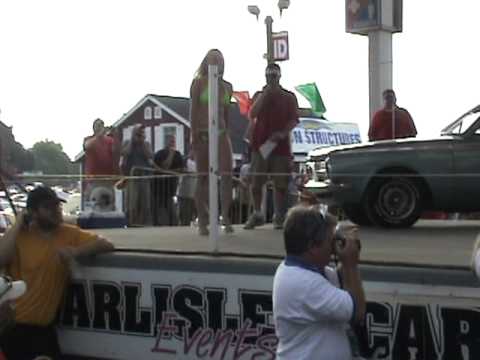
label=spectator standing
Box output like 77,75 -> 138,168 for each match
121,124 -> 157,226
368,89 -> 417,141
83,119 -> 117,176
273,206 -> 366,359
190,49 -> 234,235
177,151 -> 197,226
83,119 -> 119,210
245,63 -> 299,230
153,135 -> 183,226
0,186 -> 114,359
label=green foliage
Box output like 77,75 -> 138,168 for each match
30,140 -> 75,175
9,142 -> 34,172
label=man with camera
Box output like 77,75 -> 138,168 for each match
0,186 -> 114,359
273,206 -> 366,359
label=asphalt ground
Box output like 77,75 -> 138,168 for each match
93,220 -> 480,268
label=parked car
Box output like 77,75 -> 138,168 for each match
305,105 -> 480,228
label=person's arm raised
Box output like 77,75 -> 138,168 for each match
83,136 -> 97,151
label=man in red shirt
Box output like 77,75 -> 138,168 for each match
83,119 -> 118,212
368,89 -> 417,141
244,63 -> 299,230
83,119 -> 116,176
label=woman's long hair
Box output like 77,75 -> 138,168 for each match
194,49 -> 223,79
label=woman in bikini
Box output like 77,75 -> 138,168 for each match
190,49 -> 234,235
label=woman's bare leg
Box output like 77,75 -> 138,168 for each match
194,142 -> 209,235
219,137 -> 233,231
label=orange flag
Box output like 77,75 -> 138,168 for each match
232,91 -> 252,119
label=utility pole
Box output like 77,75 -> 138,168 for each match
265,16 -> 274,64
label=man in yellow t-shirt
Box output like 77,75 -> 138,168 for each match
0,186 -> 114,360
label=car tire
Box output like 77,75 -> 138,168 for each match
365,176 -> 422,228
342,204 -> 373,226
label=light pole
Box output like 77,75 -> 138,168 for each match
248,0 -> 291,64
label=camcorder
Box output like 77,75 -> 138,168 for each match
333,226 -> 361,252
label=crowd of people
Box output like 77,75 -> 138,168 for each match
80,49 -> 305,235
1,48 -> 479,360
82,48 -> 423,237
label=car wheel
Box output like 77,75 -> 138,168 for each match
342,204 -> 373,226
365,176 -> 422,228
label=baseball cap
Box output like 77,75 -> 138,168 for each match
0,276 -> 26,305
26,186 -> 66,210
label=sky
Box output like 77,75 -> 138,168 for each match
0,0 -> 479,160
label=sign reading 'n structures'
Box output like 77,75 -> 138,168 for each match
291,117 -> 362,154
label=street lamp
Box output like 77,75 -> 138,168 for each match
247,5 -> 260,20
247,0 -> 291,64
278,0 -> 290,16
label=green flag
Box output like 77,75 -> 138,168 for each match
295,83 -> 326,116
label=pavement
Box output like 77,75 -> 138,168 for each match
93,220 -> 480,268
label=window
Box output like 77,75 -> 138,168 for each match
163,126 -> 177,147
154,106 -> 162,119
144,106 -> 152,120
154,124 -> 184,153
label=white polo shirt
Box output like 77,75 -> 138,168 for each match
273,258 -> 354,360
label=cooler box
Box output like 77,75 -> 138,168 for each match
77,211 -> 127,229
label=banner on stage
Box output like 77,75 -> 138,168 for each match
58,265 -> 480,359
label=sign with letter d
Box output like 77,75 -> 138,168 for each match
272,31 -> 289,61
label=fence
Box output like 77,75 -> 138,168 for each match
5,169 -> 313,229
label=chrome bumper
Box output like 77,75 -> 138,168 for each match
303,179 -> 351,202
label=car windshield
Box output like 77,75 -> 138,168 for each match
441,106 -> 480,135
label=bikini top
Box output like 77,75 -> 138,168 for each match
199,86 -> 231,105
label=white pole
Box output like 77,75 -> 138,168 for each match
208,65 -> 219,253
368,30 -> 393,123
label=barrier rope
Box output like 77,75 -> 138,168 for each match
13,172 -> 480,181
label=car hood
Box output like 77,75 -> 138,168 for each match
307,135 -> 456,159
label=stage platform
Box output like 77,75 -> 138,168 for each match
91,220 -> 480,269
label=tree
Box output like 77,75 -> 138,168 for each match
9,142 -> 34,172
30,140 -> 76,185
